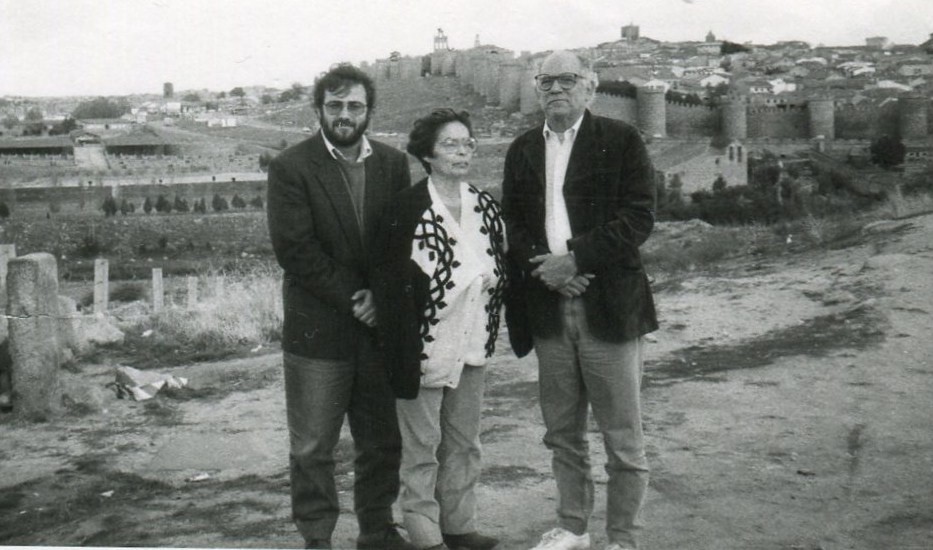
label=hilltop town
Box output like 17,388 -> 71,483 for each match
0,25 -> 931,201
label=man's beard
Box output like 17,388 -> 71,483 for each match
321,115 -> 370,147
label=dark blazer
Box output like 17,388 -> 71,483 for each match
267,132 -> 411,360
370,178 -> 508,399
501,110 -> 659,354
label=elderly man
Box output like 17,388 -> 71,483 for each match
267,63 -> 414,550
501,51 -> 658,550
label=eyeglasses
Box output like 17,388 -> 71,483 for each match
323,101 -> 367,116
534,73 -> 583,92
436,137 -> 477,153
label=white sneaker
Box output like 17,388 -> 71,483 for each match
529,527 -> 591,550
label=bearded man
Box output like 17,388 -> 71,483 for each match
267,63 -> 414,550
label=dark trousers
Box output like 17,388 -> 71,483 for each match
284,340 -> 402,542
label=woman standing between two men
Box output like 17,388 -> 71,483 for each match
372,108 -> 507,550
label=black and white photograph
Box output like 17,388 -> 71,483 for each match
1,0 -> 932,548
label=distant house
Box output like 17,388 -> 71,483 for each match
70,129 -> 101,145
866,36 -> 892,50
700,73 -> 730,88
78,118 -> 132,132
898,64 -> 933,77
0,135 -> 74,155
651,140 -> 748,197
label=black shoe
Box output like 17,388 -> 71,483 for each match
442,532 -> 499,550
357,525 -> 418,550
305,538 -> 332,549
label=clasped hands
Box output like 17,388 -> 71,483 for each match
351,289 -> 377,327
529,253 -> 594,298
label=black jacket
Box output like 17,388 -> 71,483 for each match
501,110 -> 659,354
267,133 -> 411,360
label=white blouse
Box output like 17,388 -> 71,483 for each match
410,178 -> 505,388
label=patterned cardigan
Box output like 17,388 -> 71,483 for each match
371,178 -> 507,399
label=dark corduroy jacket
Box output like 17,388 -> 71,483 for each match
501,110 -> 659,356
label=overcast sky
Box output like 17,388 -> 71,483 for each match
1,0 -> 931,98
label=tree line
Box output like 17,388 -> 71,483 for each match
101,193 -> 264,217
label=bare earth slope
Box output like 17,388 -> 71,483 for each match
1,213 -> 932,549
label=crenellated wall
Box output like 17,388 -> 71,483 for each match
379,51 -> 930,141
746,105 -> 810,139
665,102 -> 719,137
590,94 -> 637,124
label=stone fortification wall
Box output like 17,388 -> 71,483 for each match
519,66 -> 540,115
747,105 -> 810,139
499,63 -> 524,113
637,88 -> 667,138
722,100 -> 748,141
834,103 -> 895,139
591,94 -> 637,125
666,102 -> 719,137
436,54 -> 930,141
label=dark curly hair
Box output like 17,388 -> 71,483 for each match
406,108 -> 473,174
312,63 -> 376,113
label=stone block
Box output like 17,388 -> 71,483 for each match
8,252 -> 62,420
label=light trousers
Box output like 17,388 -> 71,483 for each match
534,297 -> 649,549
395,365 -> 487,549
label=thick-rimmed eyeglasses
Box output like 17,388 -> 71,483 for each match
323,101 -> 367,116
534,73 -> 583,92
436,137 -> 477,153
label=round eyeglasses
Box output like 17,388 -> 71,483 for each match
534,73 -> 583,92
323,101 -> 367,116
436,137 -> 477,153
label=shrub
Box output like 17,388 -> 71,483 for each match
77,232 -> 108,258
155,194 -> 172,213
173,195 -> 190,213
102,196 -> 118,217
212,193 -> 229,212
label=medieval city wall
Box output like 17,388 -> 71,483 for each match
746,106 -> 810,139
665,102 -> 719,137
382,51 -> 930,142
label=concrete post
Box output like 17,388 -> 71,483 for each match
0,244 -> 16,402
0,244 -> 16,343
8,253 -> 62,420
152,268 -> 164,312
93,258 -> 109,314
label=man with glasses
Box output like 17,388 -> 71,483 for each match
267,63 -> 414,550
501,51 -> 658,550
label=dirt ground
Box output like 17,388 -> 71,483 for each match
2,213 -> 933,549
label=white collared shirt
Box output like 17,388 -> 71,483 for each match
321,131 -> 373,163
542,115 -> 584,255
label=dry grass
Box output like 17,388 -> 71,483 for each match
881,185 -> 933,220
117,263 -> 283,368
